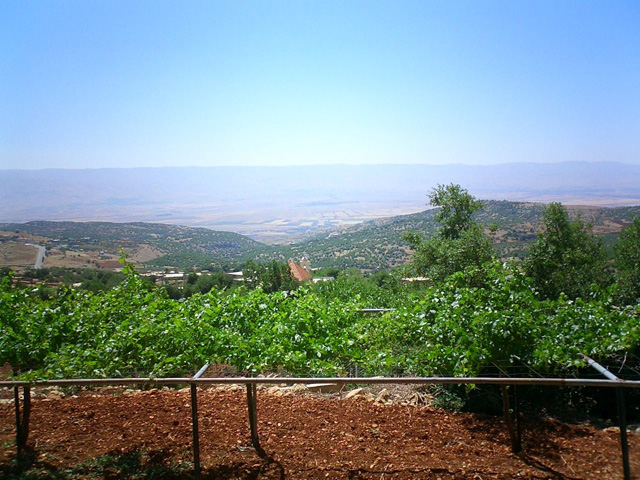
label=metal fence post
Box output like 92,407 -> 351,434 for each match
14,386 -> 22,457
617,388 -> 631,480
581,354 -> 632,480
513,385 -> 522,452
21,386 -> 31,446
190,383 -> 200,478
190,363 -> 210,478
13,385 -> 31,456
246,383 -> 261,451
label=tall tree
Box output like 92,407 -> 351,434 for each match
243,260 -> 296,293
429,183 -> 483,240
614,217 -> 640,305
524,202 -> 611,300
404,184 -> 494,285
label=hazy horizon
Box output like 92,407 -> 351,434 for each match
2,162 -> 639,243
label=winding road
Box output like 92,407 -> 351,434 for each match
27,243 -> 46,269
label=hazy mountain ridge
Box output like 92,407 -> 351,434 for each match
2,162 -> 639,243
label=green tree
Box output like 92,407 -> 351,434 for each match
186,272 -> 198,285
165,284 -> 182,299
524,202 -> 611,300
404,184 -> 494,285
429,183 -> 483,239
0,267 -> 12,282
243,260 -> 297,293
614,217 -> 640,305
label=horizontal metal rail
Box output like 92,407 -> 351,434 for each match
2,376 -> 640,388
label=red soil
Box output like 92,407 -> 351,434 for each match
0,386 -> 638,479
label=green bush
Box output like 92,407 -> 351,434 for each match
1,262 -> 637,383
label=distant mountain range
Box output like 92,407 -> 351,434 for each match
1,162 -> 639,243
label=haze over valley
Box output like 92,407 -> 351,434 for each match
3,162 -> 639,244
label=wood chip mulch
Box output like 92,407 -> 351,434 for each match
0,386 -> 638,479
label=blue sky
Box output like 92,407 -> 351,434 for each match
1,0 -> 639,169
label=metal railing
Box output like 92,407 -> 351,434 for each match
4,375 -> 640,389
3,370 -> 639,479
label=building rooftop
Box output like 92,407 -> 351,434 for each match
288,260 -> 312,282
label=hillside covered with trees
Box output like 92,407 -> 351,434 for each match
0,221 -> 265,271
258,200 -> 640,270
3,200 -> 639,272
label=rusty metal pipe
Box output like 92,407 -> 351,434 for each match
2,376 -> 640,388
191,377 -> 640,388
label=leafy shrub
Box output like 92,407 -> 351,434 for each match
1,262 -> 637,383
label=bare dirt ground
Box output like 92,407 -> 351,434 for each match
39,249 -> 102,269
0,242 -> 38,268
129,244 -> 164,263
0,386 -> 638,479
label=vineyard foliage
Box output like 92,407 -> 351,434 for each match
1,261 -> 638,380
